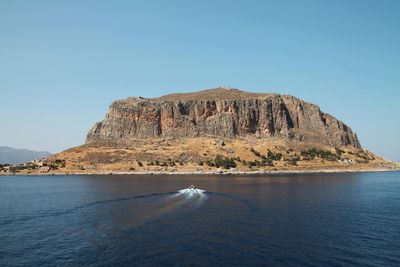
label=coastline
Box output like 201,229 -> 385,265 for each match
2,167 -> 399,177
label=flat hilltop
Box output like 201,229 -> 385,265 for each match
151,87 -> 275,101
2,87 -> 398,175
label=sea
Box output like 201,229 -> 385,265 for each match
1,172 -> 399,266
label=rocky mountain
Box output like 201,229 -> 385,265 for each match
0,146 -> 51,165
87,88 -> 361,148
6,87 -> 397,175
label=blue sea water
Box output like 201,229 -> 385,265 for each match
1,172 -> 400,266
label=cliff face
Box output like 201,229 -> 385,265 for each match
86,88 -> 361,148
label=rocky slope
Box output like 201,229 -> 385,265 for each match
87,88 -> 360,148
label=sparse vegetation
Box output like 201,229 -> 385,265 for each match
354,151 -> 374,160
168,161 -> 176,167
2,136 -> 389,175
33,159 -> 67,170
214,155 -> 237,169
300,148 -> 339,161
243,158 -> 273,168
267,150 -> 282,161
286,159 -> 298,166
206,160 -> 215,167
335,148 -> 345,156
250,148 -> 261,157
251,148 -> 282,164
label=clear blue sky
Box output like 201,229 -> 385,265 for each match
1,0 -> 399,161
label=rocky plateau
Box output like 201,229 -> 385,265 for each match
86,88 -> 360,148
4,88 -> 398,175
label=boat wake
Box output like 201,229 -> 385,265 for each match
1,186 -> 209,234
169,185 -> 208,209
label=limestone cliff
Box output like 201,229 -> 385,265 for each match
86,88 -> 361,148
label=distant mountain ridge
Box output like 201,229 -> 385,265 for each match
0,146 -> 51,165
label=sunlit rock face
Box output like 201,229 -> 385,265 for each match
86,88 -> 361,148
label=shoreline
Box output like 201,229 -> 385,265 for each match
1,167 -> 399,177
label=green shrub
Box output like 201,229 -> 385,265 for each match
250,148 -> 261,157
206,160 -> 215,167
168,161 -> 176,167
335,148 -> 345,156
267,150 -> 282,161
214,155 -> 237,169
247,161 -> 257,167
261,158 -> 274,166
300,148 -> 338,161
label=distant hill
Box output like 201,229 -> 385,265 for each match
0,146 -> 51,165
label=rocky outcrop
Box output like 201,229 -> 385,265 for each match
86,88 -> 361,148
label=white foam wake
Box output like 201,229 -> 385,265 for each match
178,188 -> 206,197
169,187 -> 208,209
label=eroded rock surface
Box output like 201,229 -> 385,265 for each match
86,88 -> 360,148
